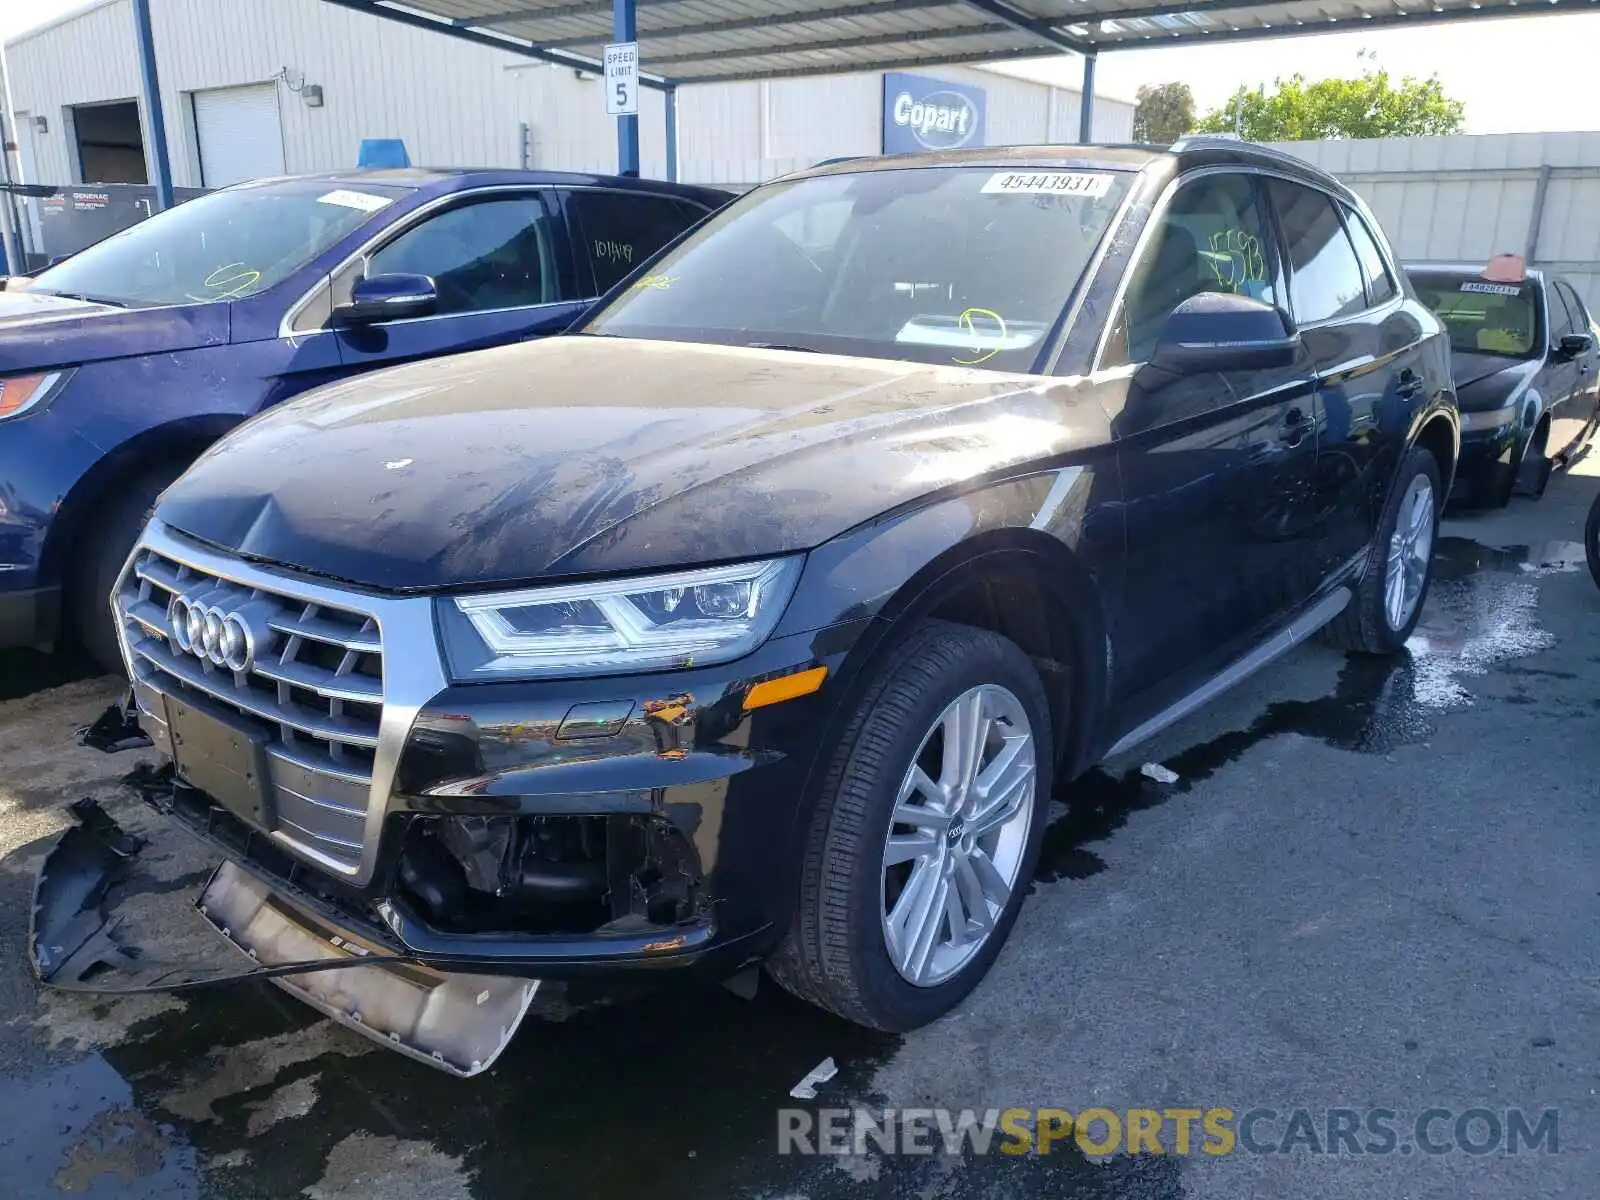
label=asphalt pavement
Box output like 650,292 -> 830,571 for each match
0,458 -> 1596,1199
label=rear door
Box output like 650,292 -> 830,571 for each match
1265,180 -> 1426,585
1105,170 -> 1323,712
332,189 -> 589,371
1549,279 -> 1598,453
561,188 -> 717,296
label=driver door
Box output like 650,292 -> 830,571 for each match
332,189 -> 589,370
1106,171 -> 1323,716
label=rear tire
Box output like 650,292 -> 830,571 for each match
1322,445 -> 1441,655
69,462 -> 186,675
767,620 -> 1053,1031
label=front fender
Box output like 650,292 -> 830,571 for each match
773,456 -> 1123,813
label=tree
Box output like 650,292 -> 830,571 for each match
1195,70 -> 1465,141
1132,82 -> 1197,145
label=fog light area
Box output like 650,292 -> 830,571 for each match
397,813 -> 703,935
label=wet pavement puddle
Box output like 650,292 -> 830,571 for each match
1036,536 -> 1568,882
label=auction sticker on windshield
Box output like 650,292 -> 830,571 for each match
1460,281 -> 1521,296
980,171 -> 1114,198
317,189 -> 393,213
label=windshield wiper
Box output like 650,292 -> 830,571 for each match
745,341 -> 818,353
35,290 -> 128,308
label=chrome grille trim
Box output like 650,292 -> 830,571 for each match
268,611 -> 383,654
112,519 -> 448,884
132,638 -> 381,748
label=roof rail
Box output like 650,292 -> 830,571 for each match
1170,136 -> 1341,183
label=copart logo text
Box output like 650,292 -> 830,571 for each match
892,90 -> 979,150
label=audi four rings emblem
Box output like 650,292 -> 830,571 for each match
169,594 -> 263,672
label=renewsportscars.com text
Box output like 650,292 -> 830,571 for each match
778,1106 -> 1559,1157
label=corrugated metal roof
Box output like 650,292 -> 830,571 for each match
324,0 -> 1598,85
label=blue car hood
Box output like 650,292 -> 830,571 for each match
0,288 -> 230,373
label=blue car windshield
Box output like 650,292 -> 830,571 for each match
581,165 -> 1134,373
27,179 -> 410,307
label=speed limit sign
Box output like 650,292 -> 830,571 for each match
604,42 -> 639,116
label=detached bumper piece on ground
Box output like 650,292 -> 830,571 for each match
32,792 -> 539,1077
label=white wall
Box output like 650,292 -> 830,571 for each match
676,64 -> 1134,190
4,0 -> 1133,191
2,0 -> 665,187
1269,132 -> 1600,311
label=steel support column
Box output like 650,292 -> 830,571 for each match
614,0 -> 640,175
1078,52 -> 1096,144
131,0 -> 174,210
664,86 -> 679,182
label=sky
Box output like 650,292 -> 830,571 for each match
4,0 -> 1600,135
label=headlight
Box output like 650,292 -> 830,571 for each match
0,370 -> 74,422
1458,405 -> 1517,432
438,556 -> 804,681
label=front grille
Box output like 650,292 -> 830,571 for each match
118,546 -> 386,871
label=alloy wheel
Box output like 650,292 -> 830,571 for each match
1384,472 -> 1435,631
879,683 -> 1037,988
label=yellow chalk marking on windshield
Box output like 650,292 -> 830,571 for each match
953,307 -> 1006,366
632,273 -> 677,291
744,666 -> 828,710
199,262 -> 262,299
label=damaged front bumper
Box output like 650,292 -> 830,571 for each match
40,521 -> 843,1074
32,795 -> 539,1077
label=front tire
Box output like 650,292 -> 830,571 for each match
1322,445 -> 1441,655
69,462 -> 186,674
1512,418 -> 1552,500
768,620 -> 1053,1031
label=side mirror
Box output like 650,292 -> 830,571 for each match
1148,292 -> 1301,374
335,272 -> 437,324
1556,332 -> 1594,361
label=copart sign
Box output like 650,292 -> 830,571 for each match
882,72 -> 987,154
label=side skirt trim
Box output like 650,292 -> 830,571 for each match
1103,585 -> 1352,761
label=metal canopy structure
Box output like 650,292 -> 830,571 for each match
324,0 -> 1594,86
278,0 -> 1585,182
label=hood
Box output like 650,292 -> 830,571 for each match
1451,350 -> 1539,413
0,289 -> 230,373
156,336 -> 1112,592
1450,349 -> 1533,391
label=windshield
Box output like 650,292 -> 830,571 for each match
580,166 -> 1134,373
27,179 -> 410,307
1409,271 -> 1543,358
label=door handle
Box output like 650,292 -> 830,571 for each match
1396,369 -> 1424,399
1279,407 -> 1315,446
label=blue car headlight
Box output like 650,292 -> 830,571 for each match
437,556 -> 804,681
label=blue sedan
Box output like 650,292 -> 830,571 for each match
0,167 -> 728,668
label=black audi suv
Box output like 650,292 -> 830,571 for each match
37,139 -> 1458,1075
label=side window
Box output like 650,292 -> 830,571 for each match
1560,281 -> 1593,328
1107,173 -> 1281,366
1268,181 -> 1367,325
1548,282 -> 1578,343
566,190 -> 706,294
1554,281 -> 1589,343
1341,205 -> 1397,305
367,194 -> 561,316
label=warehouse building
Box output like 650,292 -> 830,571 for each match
1,0 -> 1134,197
